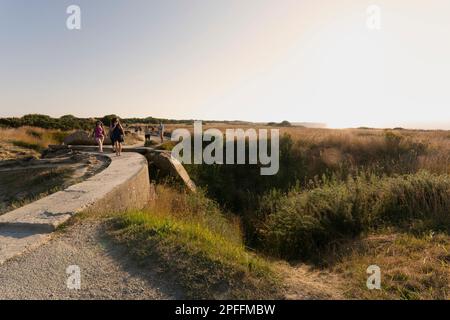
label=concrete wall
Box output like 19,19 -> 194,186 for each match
145,150 -> 197,192
83,158 -> 156,216
0,152 -> 152,264
0,152 -> 152,231
69,145 -> 197,192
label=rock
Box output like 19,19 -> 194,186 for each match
63,131 -> 95,146
48,145 -> 69,150
63,131 -> 112,146
145,151 -> 196,192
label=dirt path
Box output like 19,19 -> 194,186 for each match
0,219 -> 184,300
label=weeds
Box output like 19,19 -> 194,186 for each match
108,185 -> 281,299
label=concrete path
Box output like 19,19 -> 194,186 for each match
0,151 -> 185,299
0,152 -> 151,265
0,219 -> 182,299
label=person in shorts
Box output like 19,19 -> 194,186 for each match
111,118 -> 125,156
93,121 -> 106,153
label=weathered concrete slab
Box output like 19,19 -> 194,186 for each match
68,145 -> 148,153
0,153 -> 150,231
145,151 -> 197,192
0,152 -> 151,264
69,145 -> 197,192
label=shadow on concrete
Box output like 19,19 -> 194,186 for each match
0,224 -> 51,239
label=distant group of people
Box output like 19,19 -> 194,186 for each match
144,126 -> 155,141
144,123 -> 164,143
93,119 -> 165,155
93,117 -> 124,156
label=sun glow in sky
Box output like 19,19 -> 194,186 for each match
0,0 -> 449,129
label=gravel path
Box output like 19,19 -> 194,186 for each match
0,220 -> 183,300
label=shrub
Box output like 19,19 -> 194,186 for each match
374,173 -> 450,229
186,132 -> 431,216
257,172 -> 450,259
144,139 -> 158,147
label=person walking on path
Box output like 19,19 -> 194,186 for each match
109,122 -> 116,153
144,126 -> 151,142
111,118 -> 125,156
93,121 -> 106,153
158,122 -> 164,143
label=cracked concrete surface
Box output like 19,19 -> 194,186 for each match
0,152 -> 151,265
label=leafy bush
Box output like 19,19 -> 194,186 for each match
0,114 -> 95,131
0,114 -> 193,130
186,132 -> 431,214
257,172 -> 450,259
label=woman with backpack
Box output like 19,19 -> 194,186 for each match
110,118 -> 125,156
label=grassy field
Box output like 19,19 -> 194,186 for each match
0,126 -> 144,160
332,233 -> 449,299
169,125 -> 450,299
1,124 -> 448,299
110,125 -> 449,299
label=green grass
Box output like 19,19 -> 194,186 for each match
107,186 -> 281,299
144,139 -> 158,147
156,140 -> 177,151
11,140 -> 42,152
50,131 -> 70,144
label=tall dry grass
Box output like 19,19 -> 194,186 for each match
0,126 -> 70,152
167,124 -> 449,175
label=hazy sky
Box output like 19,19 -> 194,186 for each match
1,0 -> 449,129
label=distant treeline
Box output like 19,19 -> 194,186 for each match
0,114 -> 194,130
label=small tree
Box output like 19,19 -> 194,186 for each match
280,120 -> 291,127
101,114 -> 120,126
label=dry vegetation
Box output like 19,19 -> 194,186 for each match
117,125 -> 449,299
0,126 -> 144,159
167,124 -> 450,299
332,233 -> 450,299
0,126 -> 69,160
2,123 -> 449,299
165,124 -> 450,174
